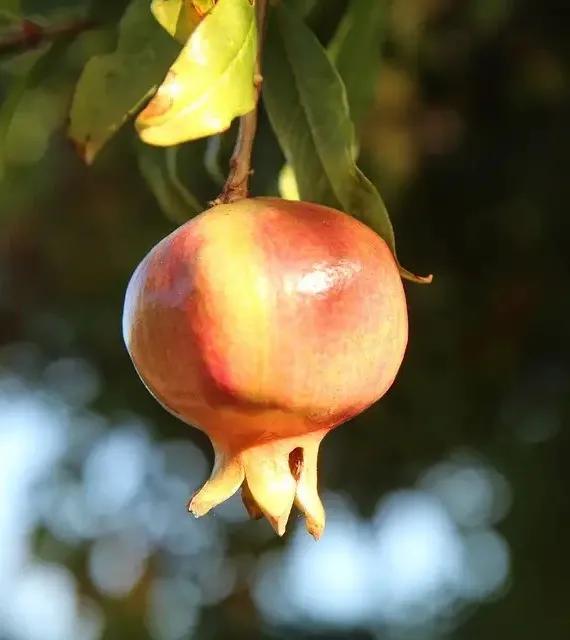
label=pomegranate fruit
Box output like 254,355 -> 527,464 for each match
123,198 -> 408,538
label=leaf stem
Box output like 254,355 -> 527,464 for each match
215,0 -> 269,204
0,18 -> 96,56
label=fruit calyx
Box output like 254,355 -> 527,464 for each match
188,429 -> 327,539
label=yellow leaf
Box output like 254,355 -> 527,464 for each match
151,0 -> 216,44
137,0 -> 256,146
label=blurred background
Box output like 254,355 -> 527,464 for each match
1,0 -> 569,638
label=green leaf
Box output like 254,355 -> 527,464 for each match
1,0 -> 20,15
329,0 -> 385,126
204,127 -> 236,186
151,0 -> 215,44
136,0 -> 256,146
137,143 -> 202,223
286,0 -> 318,16
264,5 -> 431,284
0,41 -> 68,179
68,0 -> 179,164
263,6 -> 391,246
0,10 -> 19,25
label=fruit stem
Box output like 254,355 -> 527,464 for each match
214,0 -> 269,205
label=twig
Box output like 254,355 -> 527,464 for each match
215,0 -> 269,204
0,18 -> 95,56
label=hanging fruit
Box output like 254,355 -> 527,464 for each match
123,197 -> 408,538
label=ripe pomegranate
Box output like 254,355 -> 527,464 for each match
123,198 -> 407,538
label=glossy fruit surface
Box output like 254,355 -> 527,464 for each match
123,197 -> 408,537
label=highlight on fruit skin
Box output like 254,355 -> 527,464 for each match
122,197 -> 408,538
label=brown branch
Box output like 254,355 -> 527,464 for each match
0,18 -> 95,56
214,0 -> 269,205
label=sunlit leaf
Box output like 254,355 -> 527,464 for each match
329,0 -> 385,126
151,0 -> 201,43
278,164 -> 300,201
136,0 -> 256,147
68,0 -> 179,164
192,0 -> 216,12
151,0 -> 215,44
137,143 -> 202,223
264,5 -> 431,283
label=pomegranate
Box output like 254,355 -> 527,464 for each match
123,198 -> 408,538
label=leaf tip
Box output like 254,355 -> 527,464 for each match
399,266 -> 434,285
68,134 -> 98,165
